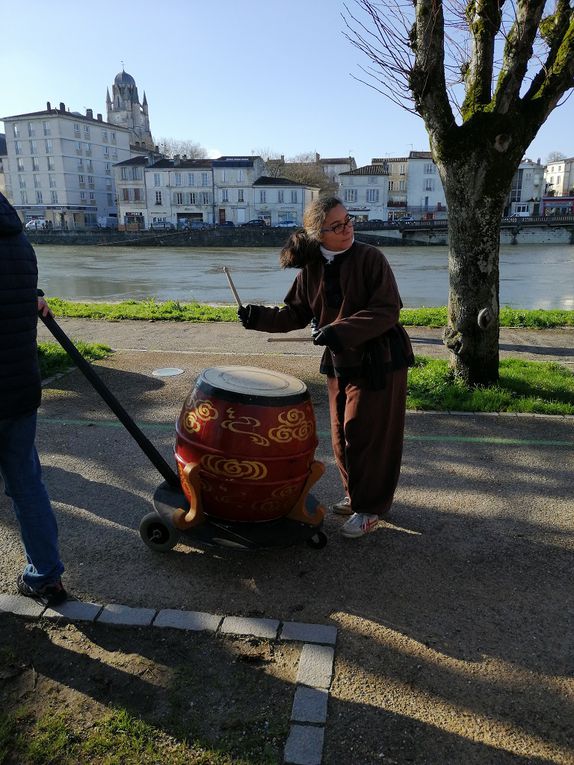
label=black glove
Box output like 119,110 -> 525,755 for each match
312,328 -> 328,346
237,304 -> 259,329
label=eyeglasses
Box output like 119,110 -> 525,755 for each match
321,214 -> 355,235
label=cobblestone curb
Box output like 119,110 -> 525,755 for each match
0,594 -> 337,765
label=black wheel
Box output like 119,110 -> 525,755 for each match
139,512 -> 179,552
306,530 -> 328,549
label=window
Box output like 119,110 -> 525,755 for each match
278,190 -> 284,203
15,141 -> 22,155
89,192 -> 95,201
32,158 -> 40,172
188,173 -> 195,186
49,175 -> 56,188
79,175 -> 85,188
13,124 -> 20,137
201,172 -> 209,187
388,180 -> 394,191
155,191 -> 162,205
131,167 -> 141,180
17,158 -> 24,172
399,180 -> 406,191
111,132 -> 117,144
104,146 -> 110,158
366,189 -> 379,202
121,167 -> 128,180
107,193 -> 113,206
238,189 -> 244,203
200,191 -> 209,204
45,139 -> 53,154
47,156 -> 55,171
19,176 -> 26,189
344,189 -> 357,203
399,164 -> 406,174
73,123 -> 81,137
87,162 -> 94,174
424,163 -> 436,174
33,175 -> 40,188
21,191 -> 28,204
80,191 -> 86,201
88,176 -> 95,188
102,130 -> 108,143
29,141 -> 37,154
76,141 -> 83,155
27,122 -> 35,137
122,189 -> 130,201
238,170 -> 244,182
423,178 -> 435,191
175,192 -> 184,204
259,191 -> 266,203
83,125 -> 90,138
133,188 -> 141,202
175,172 -> 182,186
77,158 -> 84,170
154,173 -> 161,187
221,170 -> 227,182
291,191 -> 298,203
105,163 -> 111,175
36,190 -> 43,203
222,189 -> 229,202
189,192 -> 196,204
43,121 -> 50,136
51,190 -> 58,204
85,143 -> 91,156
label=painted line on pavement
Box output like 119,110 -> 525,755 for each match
37,416 -> 574,448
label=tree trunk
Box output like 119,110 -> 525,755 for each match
432,138 -> 517,386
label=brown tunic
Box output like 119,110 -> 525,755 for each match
251,240 -> 414,516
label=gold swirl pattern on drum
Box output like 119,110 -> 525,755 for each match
201,455 -> 268,480
257,484 -> 299,513
268,408 -> 315,443
183,400 -> 218,433
221,407 -> 270,446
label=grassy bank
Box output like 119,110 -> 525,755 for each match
45,298 -> 574,329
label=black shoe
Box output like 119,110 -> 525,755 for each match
17,574 -> 68,606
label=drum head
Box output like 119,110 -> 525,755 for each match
198,366 -> 308,404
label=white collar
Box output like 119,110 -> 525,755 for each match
320,238 -> 354,261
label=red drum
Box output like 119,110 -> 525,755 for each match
175,366 -> 318,522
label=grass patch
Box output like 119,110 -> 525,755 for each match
407,357 -> 574,414
38,341 -> 111,379
46,299 -> 574,328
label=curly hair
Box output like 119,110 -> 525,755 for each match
279,196 -> 344,268
302,196 -> 344,242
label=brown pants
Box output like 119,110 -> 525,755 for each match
326,369 -> 408,516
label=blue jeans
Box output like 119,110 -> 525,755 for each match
0,412 -> 64,588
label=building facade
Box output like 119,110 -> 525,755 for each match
544,157 -> 574,197
338,164 -> 390,220
114,155 -> 318,229
505,158 -> 545,216
2,102 -> 133,228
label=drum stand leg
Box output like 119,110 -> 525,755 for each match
286,461 -> 326,525
172,463 -> 206,529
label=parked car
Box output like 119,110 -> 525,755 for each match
25,219 -> 46,229
150,220 -> 175,230
188,220 -> 211,230
398,215 -> 415,224
217,221 -> 235,227
276,220 -> 297,228
240,219 -> 268,228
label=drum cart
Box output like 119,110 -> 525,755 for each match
41,314 -> 328,552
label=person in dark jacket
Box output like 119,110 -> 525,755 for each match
0,192 -> 67,605
238,196 -> 414,539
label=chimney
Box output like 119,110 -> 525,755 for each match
97,113 -> 102,121
46,101 -> 51,111
86,108 -> 93,119
59,102 -> 66,112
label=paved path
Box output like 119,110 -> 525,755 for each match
2,319 -> 573,764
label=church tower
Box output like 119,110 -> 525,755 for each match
106,68 -> 155,150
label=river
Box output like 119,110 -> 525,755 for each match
35,242 -> 574,310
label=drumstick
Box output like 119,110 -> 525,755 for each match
222,266 -> 242,307
267,337 -> 314,342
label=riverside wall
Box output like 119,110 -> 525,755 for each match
25,224 -> 574,248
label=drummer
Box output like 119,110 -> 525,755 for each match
238,196 -> 414,539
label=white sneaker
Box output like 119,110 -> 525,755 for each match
332,496 -> 352,515
340,513 -> 379,538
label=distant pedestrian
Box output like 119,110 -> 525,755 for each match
0,191 -> 67,605
238,196 -> 414,538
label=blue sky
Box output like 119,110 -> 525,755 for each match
1,0 -> 572,167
